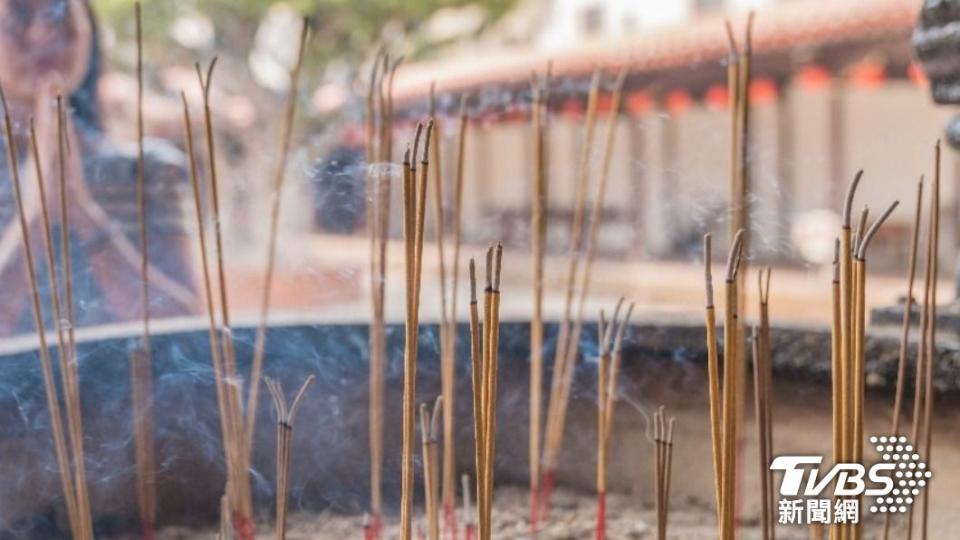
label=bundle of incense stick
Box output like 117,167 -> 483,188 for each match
880,178 -> 923,540
528,66 -> 549,531
703,229 -> 745,540
246,18 -> 310,458
905,143 -> 940,540
541,69 -> 626,517
828,170 -> 898,540
594,299 -> 634,540
723,17 -> 753,531
462,475 -> 475,540
427,86 -> 468,537
1,86 -> 94,540
55,94 -> 95,540
752,270 -> 774,540
420,396 -> 443,540
653,406 -> 676,540
469,244 -> 504,540
188,59 -> 254,540
266,375 -> 314,540
400,121 -> 432,540
365,48 -> 401,540
130,6 -> 159,535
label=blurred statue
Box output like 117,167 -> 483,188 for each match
0,0 -> 196,335
915,0 -> 960,148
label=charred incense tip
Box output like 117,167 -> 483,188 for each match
485,246 -> 494,290
725,229 -> 745,282
704,234 -> 714,307
459,94 -> 468,118
429,82 -> 437,116
493,242 -> 503,291
842,170 -> 864,227
421,119 -> 435,164
857,200 -> 899,260
469,259 -> 477,304
403,145 -> 411,167
744,11 -> 755,53
613,302 -> 635,356
419,403 -> 430,444
411,122 -> 424,169
430,395 -> 443,439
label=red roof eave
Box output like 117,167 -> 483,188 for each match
392,0 -> 917,103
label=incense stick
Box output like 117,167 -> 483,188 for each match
400,122 -> 431,540
654,406 -> 676,540
542,70 -> 622,516
1,84 -> 82,538
595,299 -> 632,540
53,95 -> 94,540
719,229 -> 745,540
907,143 -> 940,540
469,245 -> 503,540
420,396 -> 443,540
880,179 -> 922,540
131,6 -> 159,535
266,375 -> 314,540
703,233 -> 723,526
195,58 -> 253,540
753,269 -> 774,540
247,18 -> 310,456
365,50 -> 394,540
181,92 -> 233,509
427,85 -> 460,533
528,70 -> 549,531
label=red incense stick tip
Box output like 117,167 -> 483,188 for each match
464,524 -> 476,540
595,491 -> 607,540
539,469 -> 557,519
232,513 -> 255,540
443,502 -> 458,540
141,521 -> 156,540
364,512 -> 382,540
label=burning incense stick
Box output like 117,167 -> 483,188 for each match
879,180 -> 923,540
753,269 -> 774,540
266,375 -> 314,540
365,50 -> 396,540
529,69 -> 549,530
723,18 -> 753,535
542,69 -> 625,516
53,96 -> 94,540
131,6 -> 160,536
400,122 -> 432,540
427,85 -> 460,533
717,229 -> 745,540
905,143 -> 940,540
195,58 -> 254,540
595,299 -> 633,540
181,92 -> 234,498
1,84 -> 83,538
469,245 -> 503,540
703,234 -> 723,526
654,406 -> 676,540
28,116 -> 95,540
420,396 -> 443,540
247,18 -> 310,456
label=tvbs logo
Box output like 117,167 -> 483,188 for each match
771,435 -> 931,519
